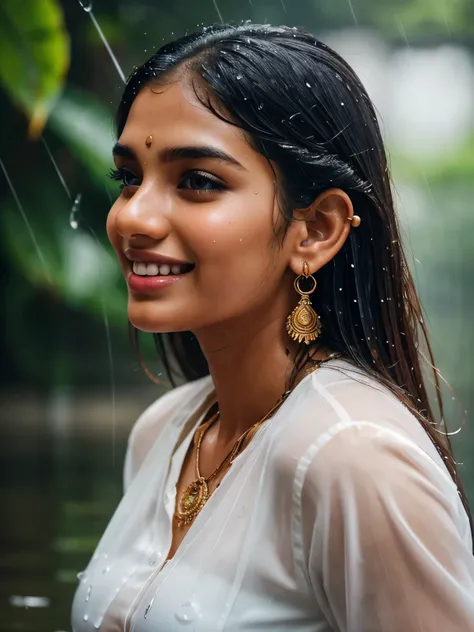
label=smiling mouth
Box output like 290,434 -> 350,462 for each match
131,261 -> 195,277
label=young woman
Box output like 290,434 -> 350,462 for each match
72,22 -> 474,631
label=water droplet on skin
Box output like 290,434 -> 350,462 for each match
175,600 -> 200,623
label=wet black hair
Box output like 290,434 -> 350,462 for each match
115,22 -> 471,523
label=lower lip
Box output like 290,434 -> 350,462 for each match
127,271 -> 188,293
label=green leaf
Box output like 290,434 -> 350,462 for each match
0,0 -> 70,137
49,87 -> 116,187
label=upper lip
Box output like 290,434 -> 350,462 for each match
124,248 -> 192,266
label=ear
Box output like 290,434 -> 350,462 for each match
288,188 -> 354,275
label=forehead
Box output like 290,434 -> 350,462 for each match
120,78 -> 247,152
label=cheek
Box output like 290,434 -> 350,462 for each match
190,194 -> 275,263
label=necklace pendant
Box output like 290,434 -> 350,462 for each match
176,477 -> 209,527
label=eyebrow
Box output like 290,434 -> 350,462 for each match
112,143 -> 247,171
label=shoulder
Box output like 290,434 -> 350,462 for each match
274,359 -> 444,466
123,374 -> 213,491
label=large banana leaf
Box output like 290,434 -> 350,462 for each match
0,0 -> 70,137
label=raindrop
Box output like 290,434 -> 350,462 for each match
70,193 -> 81,230
78,0 -> 93,11
149,551 -> 161,566
175,600 -> 200,623
77,1 -> 126,83
0,158 -> 52,284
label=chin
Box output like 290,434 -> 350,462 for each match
127,299 -> 190,334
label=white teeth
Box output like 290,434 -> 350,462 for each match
159,264 -> 170,276
146,264 -> 159,276
132,261 -> 189,276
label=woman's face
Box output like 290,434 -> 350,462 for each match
107,77 -> 298,337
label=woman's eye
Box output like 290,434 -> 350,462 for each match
179,171 -> 226,194
108,167 -> 141,189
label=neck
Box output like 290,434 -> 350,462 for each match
194,311 -> 328,447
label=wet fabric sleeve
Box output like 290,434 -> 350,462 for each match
298,422 -> 474,632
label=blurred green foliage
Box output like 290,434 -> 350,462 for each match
0,0 -> 70,137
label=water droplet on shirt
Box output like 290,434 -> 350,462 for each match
175,600 -> 200,623
102,566 -> 111,574
83,614 -> 89,621
149,551 -> 161,566
85,585 -> 92,602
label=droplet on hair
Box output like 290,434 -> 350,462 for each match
341,102 -> 345,106
350,264 -> 354,268
257,103 -> 263,110
236,74 -> 242,80
305,82 -> 311,88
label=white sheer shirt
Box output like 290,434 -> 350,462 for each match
71,358 -> 474,631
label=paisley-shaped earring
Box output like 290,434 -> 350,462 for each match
286,261 -> 321,345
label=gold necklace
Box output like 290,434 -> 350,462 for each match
175,352 -> 342,527
175,393 -> 290,527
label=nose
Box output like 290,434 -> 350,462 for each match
114,183 -> 171,242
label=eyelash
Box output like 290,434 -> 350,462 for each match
107,167 -> 226,194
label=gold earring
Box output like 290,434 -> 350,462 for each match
348,214 -> 361,227
286,261 -> 321,345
